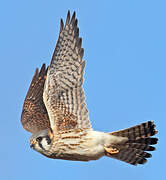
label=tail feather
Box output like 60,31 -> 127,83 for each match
107,121 -> 158,165
113,147 -> 151,165
127,142 -> 155,151
111,121 -> 157,139
131,137 -> 158,145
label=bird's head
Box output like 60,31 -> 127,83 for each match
30,129 -> 52,154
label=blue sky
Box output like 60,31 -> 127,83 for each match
0,0 -> 165,179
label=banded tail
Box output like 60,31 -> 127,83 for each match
106,121 -> 158,165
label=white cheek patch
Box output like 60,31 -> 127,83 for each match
41,138 -> 51,151
34,143 -> 42,152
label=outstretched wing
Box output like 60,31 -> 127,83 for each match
21,64 -> 50,133
43,11 -> 91,133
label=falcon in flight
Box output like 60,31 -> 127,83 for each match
21,11 -> 158,165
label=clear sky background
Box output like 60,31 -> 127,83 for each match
0,0 -> 165,179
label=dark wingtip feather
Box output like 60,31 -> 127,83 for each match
75,19 -> 78,27
29,68 -> 39,88
35,68 -> 39,75
71,11 -> 76,24
77,38 -> 82,49
79,48 -> 84,59
60,19 -> 64,32
39,64 -> 46,75
65,10 -> 70,25
46,65 -> 49,73
75,26 -> 79,35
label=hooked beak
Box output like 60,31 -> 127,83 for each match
30,139 -> 36,149
30,143 -> 35,149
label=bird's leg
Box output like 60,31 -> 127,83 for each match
104,146 -> 119,155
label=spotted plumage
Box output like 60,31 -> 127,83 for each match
21,11 -> 158,165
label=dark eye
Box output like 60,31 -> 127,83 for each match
36,137 -> 42,142
46,136 -> 51,144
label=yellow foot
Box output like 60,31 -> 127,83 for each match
104,146 -> 119,155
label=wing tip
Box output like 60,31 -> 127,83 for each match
60,19 -> 64,33
65,10 -> 70,25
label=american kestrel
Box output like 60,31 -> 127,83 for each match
21,11 -> 158,165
